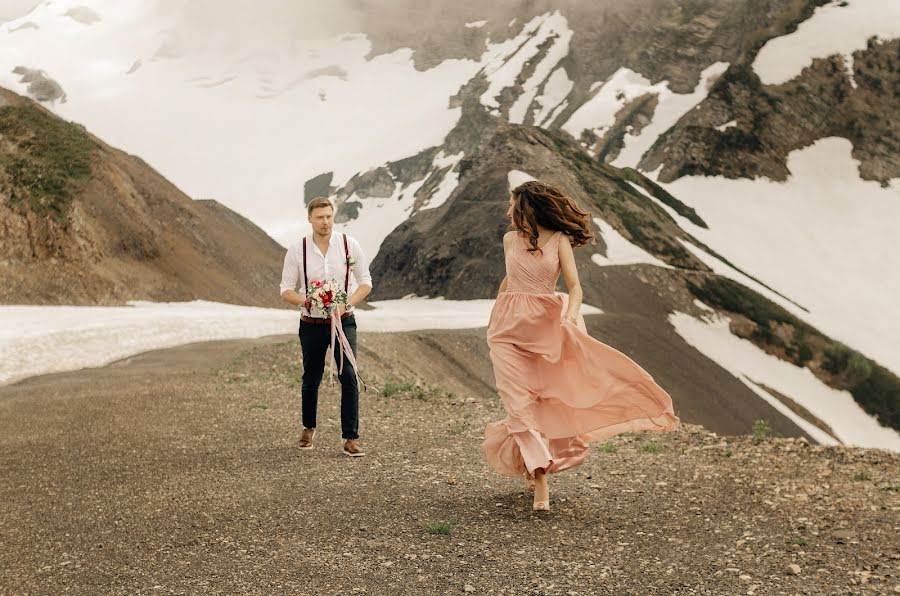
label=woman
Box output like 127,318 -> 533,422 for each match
483,180 -> 680,511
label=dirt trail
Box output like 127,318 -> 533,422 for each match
1,331 -> 897,594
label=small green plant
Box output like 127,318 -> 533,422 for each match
381,377 -> 416,397
411,385 -> 435,400
853,470 -> 871,482
752,419 -> 771,444
425,522 -> 453,535
381,377 -> 451,400
724,449 -> 733,457
449,419 -> 470,435
791,537 -> 809,546
248,403 -> 269,410
879,485 -> 899,492
640,441 -> 663,454
824,343 -> 873,385
796,342 -> 814,366
597,443 -> 617,454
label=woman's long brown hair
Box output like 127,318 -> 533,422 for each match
510,180 -> 594,252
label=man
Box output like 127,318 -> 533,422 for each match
280,197 -> 373,457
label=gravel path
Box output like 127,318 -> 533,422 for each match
1,332 -> 898,595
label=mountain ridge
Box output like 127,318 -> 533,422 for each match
0,87 -> 286,307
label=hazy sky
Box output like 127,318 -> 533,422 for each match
0,0 -> 39,24
151,0 -> 363,44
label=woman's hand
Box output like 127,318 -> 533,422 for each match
564,312 -> 578,325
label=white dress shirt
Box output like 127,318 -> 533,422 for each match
280,233 -> 373,318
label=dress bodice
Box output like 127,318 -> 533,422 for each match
505,231 -> 562,295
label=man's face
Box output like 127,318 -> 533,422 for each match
308,206 -> 334,236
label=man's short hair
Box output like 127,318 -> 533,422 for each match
307,197 -> 334,215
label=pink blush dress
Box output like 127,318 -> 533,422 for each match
483,231 -> 680,477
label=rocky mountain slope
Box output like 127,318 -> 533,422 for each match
353,100 -> 900,443
640,39 -> 899,184
0,87 -> 285,306
1,1 -> 896,448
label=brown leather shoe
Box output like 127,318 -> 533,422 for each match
298,428 -> 315,450
342,439 -> 365,457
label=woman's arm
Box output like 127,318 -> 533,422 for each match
559,236 -> 583,323
497,231 -> 515,295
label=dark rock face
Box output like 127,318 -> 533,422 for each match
12,66 -> 66,103
640,39 -> 900,185
337,167 -> 396,200
348,1 -> 852,186
303,172 -> 334,203
369,105 -> 709,302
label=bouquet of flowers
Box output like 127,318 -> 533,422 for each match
303,279 -> 359,385
304,279 -> 348,317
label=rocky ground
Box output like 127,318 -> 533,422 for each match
1,331 -> 898,595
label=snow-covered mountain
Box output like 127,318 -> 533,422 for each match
2,0 -> 898,449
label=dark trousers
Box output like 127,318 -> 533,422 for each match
298,316 -> 359,440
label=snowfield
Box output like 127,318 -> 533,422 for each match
662,138 -> 900,377
670,311 -> 900,451
0,298 -> 602,386
0,299 -> 486,386
753,0 -> 900,85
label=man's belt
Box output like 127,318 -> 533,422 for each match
301,313 -> 353,325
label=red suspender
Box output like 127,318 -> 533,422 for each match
302,237 -> 308,292
343,233 -> 350,293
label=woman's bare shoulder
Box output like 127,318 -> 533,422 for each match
503,230 -> 519,252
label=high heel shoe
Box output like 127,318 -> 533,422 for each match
524,471 -> 536,492
532,470 -> 550,511
532,500 -> 550,511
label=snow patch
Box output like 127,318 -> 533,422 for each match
336,182 -> 411,259
663,138 -> 900,376
508,169 -> 536,189
714,119 -> 737,132
562,68 -> 656,142
507,12 -> 573,124
420,151 -> 463,211
465,20 -> 487,29
612,62 -> 728,167
533,66 -> 573,126
0,298 -> 603,386
480,13 -> 563,112
669,311 -> 900,451
591,217 -> 673,269
680,239 -> 805,316
366,297 -> 495,331
752,0 -> 900,85
841,51 -> 857,89
0,300 -> 299,386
